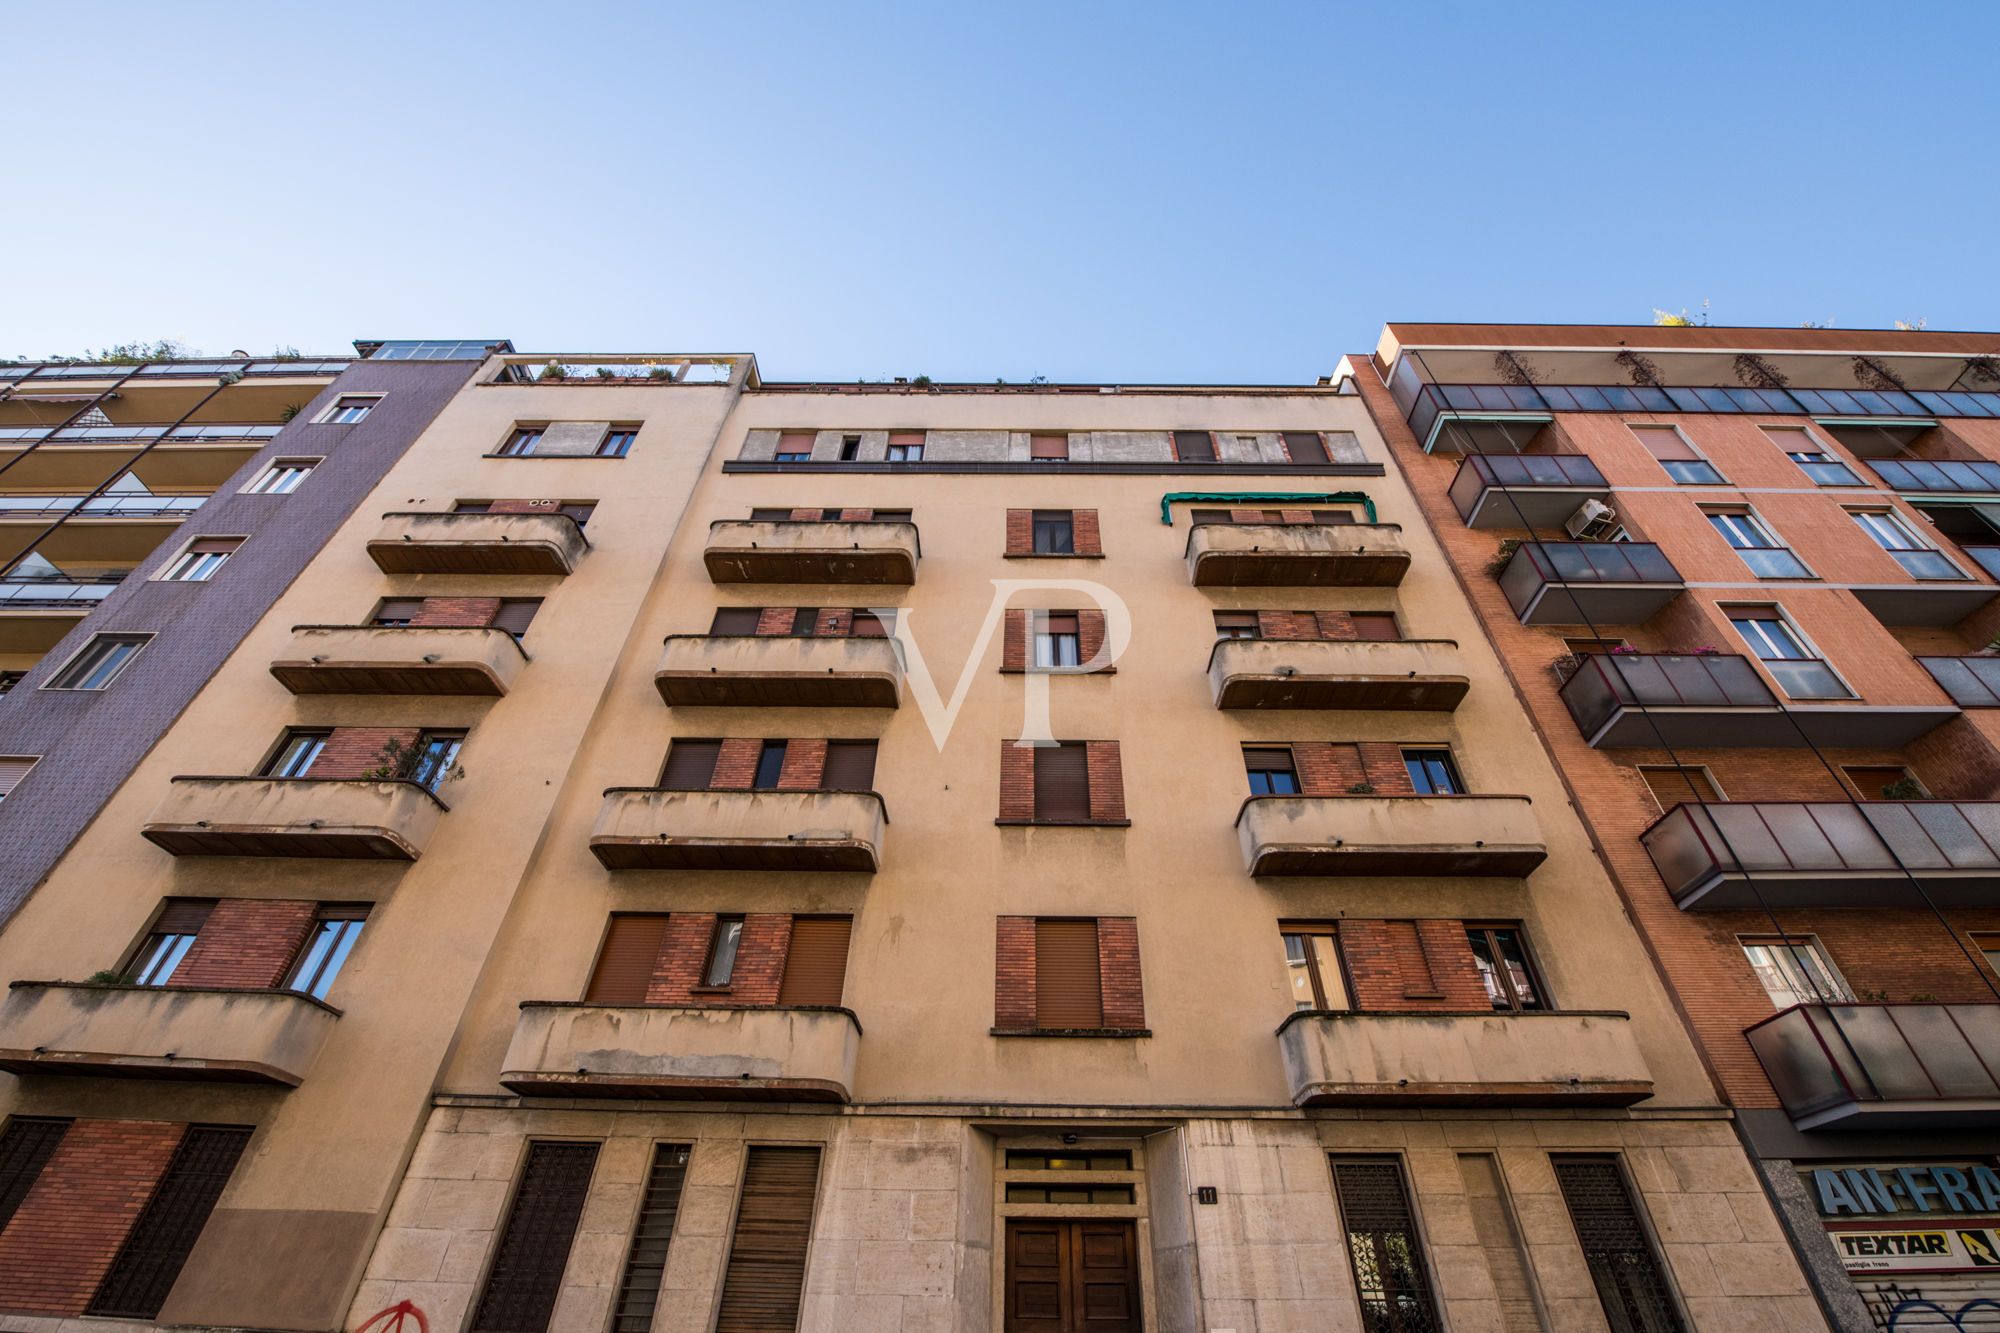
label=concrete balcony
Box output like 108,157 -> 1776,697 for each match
1186,523 -> 1409,587
366,510 -> 588,575
1498,541 -> 1684,626
590,788 -> 885,871
1236,794 -> 1546,877
704,520 -> 919,584
0,982 -> 338,1086
1644,800 -> 2000,909
1560,653 -> 1956,748
500,1003 -> 860,1102
1278,1009 -> 1651,1107
141,776 -> 448,860
1446,453 -> 1611,530
1746,1003 -> 2000,1131
270,625 -> 528,696
655,634 -> 904,708
1208,638 -> 1468,711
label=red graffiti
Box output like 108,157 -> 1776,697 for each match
355,1299 -> 429,1333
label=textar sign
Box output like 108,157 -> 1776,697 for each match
1806,1166 -> 2000,1219
1829,1227 -> 2000,1274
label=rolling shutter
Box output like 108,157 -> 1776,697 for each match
152,899 -> 217,936
374,598 -> 425,625
1632,425 -> 1697,461
611,1144 -> 692,1333
714,1145 -> 822,1333
470,1141 -> 600,1333
1174,431 -> 1216,462
88,1126 -> 253,1319
1035,919 -> 1103,1028
1033,744 -> 1090,822
0,758 -> 36,802
490,600 -> 542,637
776,917 -> 853,1007
1351,612 -> 1400,641
710,607 -> 761,635
586,916 -> 670,1005
1283,431 -> 1329,463
1030,433 -> 1069,459
820,740 -> 877,792
661,741 -> 722,789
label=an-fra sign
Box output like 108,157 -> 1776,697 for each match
1806,1165 -> 2000,1218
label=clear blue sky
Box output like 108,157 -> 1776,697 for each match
4,1 -> 1994,382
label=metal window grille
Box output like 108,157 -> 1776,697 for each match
0,1118 -> 68,1233
610,1144 -> 692,1333
88,1126 -> 252,1318
1552,1158 -> 1686,1333
1331,1157 -> 1440,1333
471,1141 -> 601,1333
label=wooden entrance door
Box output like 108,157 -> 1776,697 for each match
1005,1219 -> 1143,1332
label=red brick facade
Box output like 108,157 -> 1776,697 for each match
1004,509 -> 1033,556
304,727 -> 421,780
0,1119 -> 184,1314
1338,919 -> 1492,1011
643,912 -> 793,1006
994,917 -> 1037,1029
1085,742 -> 1126,821
994,916 -> 1145,1030
997,742 -> 1036,820
1291,742 -> 1417,797
709,738 -> 765,789
168,899 -> 318,989
408,597 -> 502,628
1095,917 -> 1145,1028
1000,610 -> 1114,673
997,741 -> 1128,822
775,739 -> 828,790
1071,510 -> 1102,557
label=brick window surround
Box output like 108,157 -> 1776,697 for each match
584,912 -> 853,1008
1000,609 -> 1114,673
993,916 -> 1146,1036
659,738 -> 877,792
1004,509 -> 1103,557
1254,742 -> 1421,797
996,740 -> 1128,825
0,1119 -> 188,1315
1241,610 -> 1401,642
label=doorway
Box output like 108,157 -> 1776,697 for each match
1004,1219 -> 1142,1332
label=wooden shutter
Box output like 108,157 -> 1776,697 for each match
1641,766 -> 1718,813
152,899 -> 217,936
714,1146 -> 822,1333
821,741 -> 877,792
490,599 -> 541,636
710,607 -> 761,635
88,1126 -> 252,1320
1033,744 -> 1090,822
776,917 -> 853,1006
1283,432 -> 1329,463
611,1144 -> 692,1333
587,916 -> 670,1005
1045,612 -> 1079,637
0,1119 -> 68,1236
1034,919 -> 1103,1028
1351,612 -> 1400,641
1030,433 -> 1069,459
1174,431 -> 1216,462
0,758 -> 35,802
661,741 -> 722,789
1632,425 -> 1698,460
469,1142 -> 600,1333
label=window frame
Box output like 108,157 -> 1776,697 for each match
44,633 -> 151,691
262,728 -> 330,778
496,424 -> 547,457
1723,603 -> 1855,699
284,907 -> 369,1001
1243,746 -> 1301,796
752,740 -> 787,791
1630,422 -> 1726,485
597,425 -> 638,458
1031,510 -> 1075,555
1848,507 -> 1969,580
1704,508 -> 1814,579
1279,922 -> 1351,1012
699,915 -> 746,989
128,930 -> 198,987
238,458 -> 319,495
1739,935 -> 1853,1008
1465,923 -> 1549,1013
316,395 -> 381,426
1032,611 -> 1081,668
156,536 -> 243,583
1214,611 -> 1261,640
1760,426 -> 1862,486
1401,747 -> 1465,795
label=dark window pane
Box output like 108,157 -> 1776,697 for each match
753,742 -> 787,789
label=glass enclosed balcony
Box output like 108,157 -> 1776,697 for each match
1446,453 -> 1611,529
1497,542 -> 1684,625
1865,459 -> 2000,494
1746,1002 -> 2000,1130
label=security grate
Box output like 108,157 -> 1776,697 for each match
0,1118 -> 68,1233
1331,1157 -> 1441,1333
610,1144 -> 692,1333
89,1125 -> 251,1318
472,1141 -> 601,1333
1553,1158 -> 1687,1333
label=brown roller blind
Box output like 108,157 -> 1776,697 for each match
1034,919 -> 1103,1028
587,916 -> 670,1005
821,740 -> 877,792
1351,612 -> 1400,641
88,1125 -> 253,1319
469,1142 -> 601,1333
776,917 -> 853,1006
490,599 -> 542,636
710,607 -> 761,635
1188,508 -> 1231,524
661,740 -> 722,789
1033,744 -> 1090,822
714,1146 -> 822,1333
777,431 -> 816,454
887,431 -> 925,446
1632,425 -> 1698,460
373,598 -> 425,625
152,899 -> 216,936
1031,433 -> 1069,459
1641,766 -> 1718,812
185,538 -> 241,554
849,611 -> 890,637
1284,432 -> 1329,463
1174,431 -> 1216,462
0,758 -> 35,801
559,503 -> 596,526
1044,612 -> 1079,635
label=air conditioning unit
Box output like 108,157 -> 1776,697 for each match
1564,499 -> 1618,541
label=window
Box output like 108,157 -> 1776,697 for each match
241,458 -> 317,494
1330,1157 -> 1441,1333
713,1146 -> 821,1332
661,739 -> 722,788
1033,510 -> 1074,554
821,740 -> 878,791
887,431 -> 925,462
468,1142 -> 600,1333
1281,924 -> 1349,1011
0,1119 -> 69,1237
775,431 -> 815,461
1762,427 -> 1860,486
47,634 -> 148,690
1033,743 -> 1091,821
598,426 -> 637,458
752,740 -> 787,790
1214,611 -> 1260,639
1974,932 -> 2000,982
1552,1157 -> 1687,1333
1565,637 -> 1627,656
160,537 -> 241,582
0,670 -> 24,696
1174,430 -> 1216,462
1852,509 -> 1965,579
1466,926 -> 1545,1011
1034,612 -> 1080,668
490,599 -> 542,638
1351,612 -> 1400,641
1403,748 -> 1464,794
1631,424 -> 1723,484
1639,765 -> 1721,814
1031,433 -> 1069,460
1727,607 -> 1850,698
1244,747 -> 1300,795
285,906 -> 368,1000
1035,918 -> 1103,1027
263,729 -> 328,778
872,508 -> 913,523
1741,937 -> 1852,1007
1842,765 -> 1924,800
850,610 -> 892,637
129,900 -> 214,986
498,426 -> 545,456
321,396 -> 378,425
0,756 -> 37,804
839,435 -> 861,461
703,917 -> 745,987
1283,431 -> 1329,463
610,1145 -> 693,1333
372,598 -> 424,627
408,732 -> 464,791
1706,510 -> 1811,579
710,606 -> 761,635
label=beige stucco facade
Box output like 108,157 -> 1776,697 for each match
0,358 -> 1829,1333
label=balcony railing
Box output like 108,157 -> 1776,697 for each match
1447,453 -> 1611,529
1865,459 -> 2000,494
1745,1002 -> 2000,1130
1920,656 -> 2000,707
0,575 -> 125,607
0,494 -> 207,518
1278,1009 -> 1651,1106
0,982 -> 338,1086
501,1003 -> 860,1101
1563,652 -> 1951,747
1644,800 -> 2000,909
1497,542 -> 1684,625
